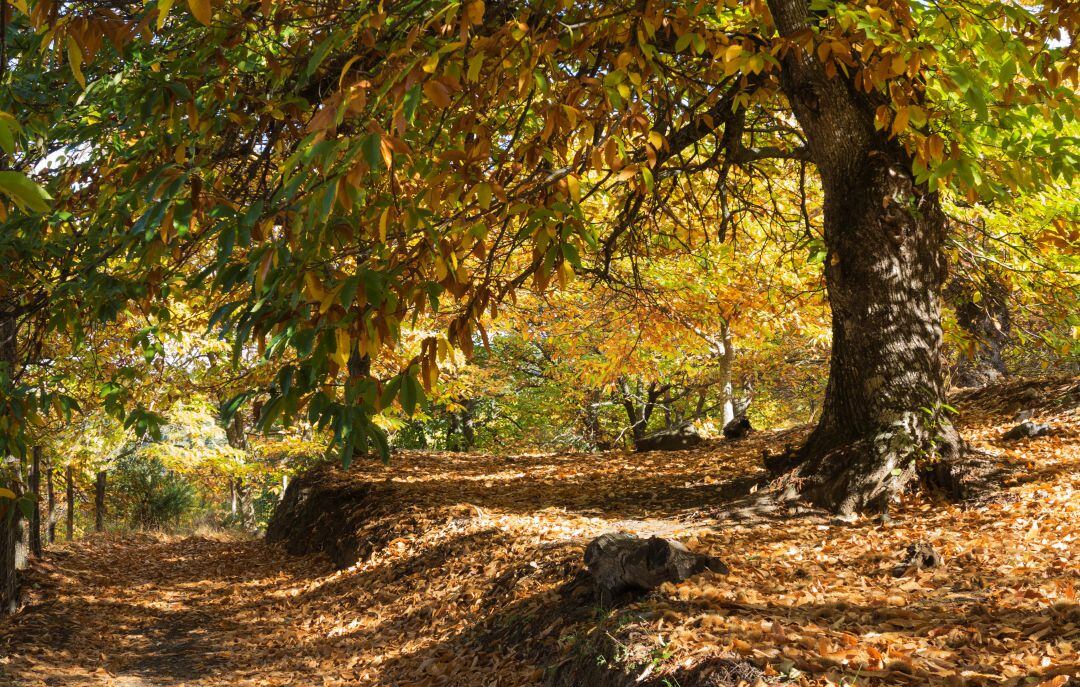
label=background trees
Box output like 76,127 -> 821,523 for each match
0,0 -> 1076,610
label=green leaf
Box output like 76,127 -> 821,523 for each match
0,172 -> 52,214
0,114 -> 17,155
403,85 -> 422,124
400,374 -> 418,415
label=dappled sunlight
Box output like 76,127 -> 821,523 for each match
1,379 -> 1077,686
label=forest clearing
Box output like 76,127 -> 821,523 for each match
2,377 -> 1078,686
1,0 -> 1078,685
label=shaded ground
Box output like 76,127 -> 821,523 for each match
1,376 -> 1077,686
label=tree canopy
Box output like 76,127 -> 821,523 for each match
0,0 -> 1076,510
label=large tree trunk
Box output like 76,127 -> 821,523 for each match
29,447 -> 42,557
66,465 -> 75,541
768,0 -> 960,514
94,471 -> 106,533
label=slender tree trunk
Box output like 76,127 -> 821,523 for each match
94,471 -> 106,533
46,456 -> 55,545
66,465 -> 74,541
460,400 -> 476,450
347,347 -> 371,459
0,314 -> 21,613
0,499 -> 19,614
445,412 -> 460,451
582,389 -> 609,450
768,0 -> 960,514
221,408 -> 254,529
620,382 -> 645,446
718,323 -> 736,426
947,275 -> 1010,387
239,478 -> 255,528
29,447 -> 41,557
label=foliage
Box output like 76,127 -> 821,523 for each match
0,0 -> 1073,471
109,452 -> 196,529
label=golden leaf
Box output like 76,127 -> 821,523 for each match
422,80 -> 452,108
188,0 -> 212,26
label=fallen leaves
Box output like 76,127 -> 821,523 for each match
0,377 -> 1077,686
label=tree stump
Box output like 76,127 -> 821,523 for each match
723,416 -> 752,440
584,533 -> 728,604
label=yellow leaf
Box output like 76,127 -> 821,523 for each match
319,284 -> 341,315
66,36 -> 86,89
723,44 -> 743,63
378,207 -> 389,242
891,106 -> 910,136
464,0 -> 485,25
188,0 -> 212,26
476,182 -> 492,210
333,330 -> 351,368
338,54 -> 362,89
466,54 -> 484,82
891,53 -> 907,76
566,174 -> 580,203
927,134 -> 945,162
304,272 -> 326,302
556,260 -> 574,287
0,488 -> 15,500
160,206 -> 175,243
157,0 -> 175,29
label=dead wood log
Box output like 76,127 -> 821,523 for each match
634,424 -> 704,452
584,533 -> 728,604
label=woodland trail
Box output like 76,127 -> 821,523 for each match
0,535 -> 336,687
2,377 -> 1079,687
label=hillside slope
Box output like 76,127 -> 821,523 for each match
2,377 -> 1077,687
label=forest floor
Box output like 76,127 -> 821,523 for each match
1,376 -> 1078,687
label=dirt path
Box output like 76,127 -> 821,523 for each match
3,377 -> 1077,687
0,535 -> 333,687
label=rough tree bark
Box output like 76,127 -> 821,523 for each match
767,0 -> 961,514
620,379 -> 666,448
66,464 -> 74,541
46,456 -> 56,544
0,313 -> 21,613
94,471 -> 106,533
29,447 -> 41,557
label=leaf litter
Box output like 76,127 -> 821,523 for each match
0,376 -> 1077,687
